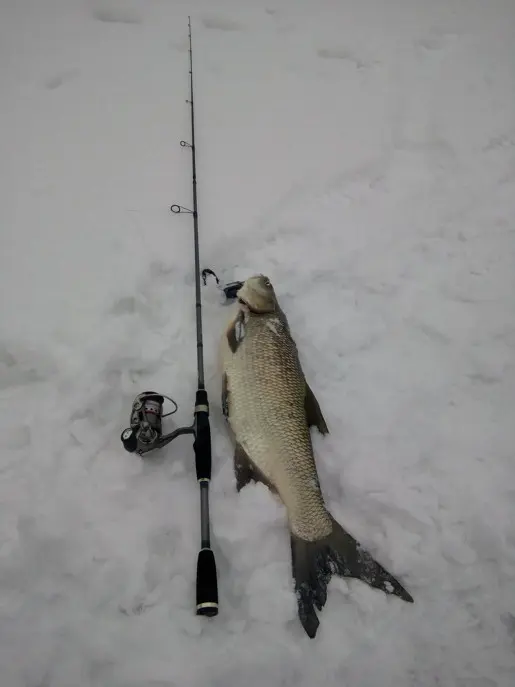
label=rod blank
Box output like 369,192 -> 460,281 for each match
182,15 -> 219,618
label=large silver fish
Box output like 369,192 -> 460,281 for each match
219,274 -> 413,638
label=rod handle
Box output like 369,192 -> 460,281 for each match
196,548 -> 219,616
193,389 -> 211,481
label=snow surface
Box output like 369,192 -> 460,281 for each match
1,0 -> 515,685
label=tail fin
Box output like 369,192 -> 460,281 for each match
290,515 -> 413,638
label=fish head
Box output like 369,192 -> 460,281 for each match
237,274 -> 278,314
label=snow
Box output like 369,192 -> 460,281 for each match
1,0 -> 515,684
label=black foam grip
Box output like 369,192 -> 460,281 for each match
193,389 -> 212,481
196,548 -> 218,616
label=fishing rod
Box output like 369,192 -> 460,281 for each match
120,16 -> 242,619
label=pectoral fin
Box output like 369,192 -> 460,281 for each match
226,311 -> 246,353
304,382 -> 329,435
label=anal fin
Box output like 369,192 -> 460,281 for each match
226,310 -> 245,353
304,381 -> 329,435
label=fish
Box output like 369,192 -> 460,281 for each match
219,274 -> 413,638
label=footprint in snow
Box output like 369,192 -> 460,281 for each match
405,317 -> 452,346
483,134 -> 515,152
91,7 -> 142,25
201,14 -> 244,32
1,425 -> 31,451
414,31 -> 459,53
171,38 -> 189,54
0,342 -> 57,390
502,613 -> 515,645
317,47 -> 378,70
45,69 -> 78,90
108,260 -> 176,317
109,296 -> 139,316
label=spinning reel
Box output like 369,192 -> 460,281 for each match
120,391 -> 193,456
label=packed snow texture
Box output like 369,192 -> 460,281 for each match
1,0 -> 515,685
